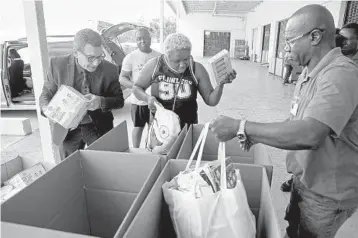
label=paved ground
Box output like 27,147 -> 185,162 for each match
1,59 -> 357,237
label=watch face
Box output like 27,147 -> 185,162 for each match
237,133 -> 247,142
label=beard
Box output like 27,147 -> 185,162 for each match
341,47 -> 357,56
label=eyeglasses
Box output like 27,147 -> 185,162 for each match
285,28 -> 325,50
78,50 -> 106,62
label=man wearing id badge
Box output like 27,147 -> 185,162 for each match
210,5 -> 358,238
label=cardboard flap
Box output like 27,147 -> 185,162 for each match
253,144 -> 272,166
1,152 -> 84,228
124,161 -> 173,238
1,156 -> 23,184
233,164 -> 263,211
1,222 -> 95,238
253,144 -> 273,185
81,150 -> 160,193
86,189 -> 137,238
115,157 -> 162,238
257,169 -> 282,238
166,125 -> 188,161
176,125 -> 193,160
85,120 -> 129,152
46,190 -> 90,236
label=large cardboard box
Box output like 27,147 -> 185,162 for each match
124,160 -> 281,238
86,120 -> 188,168
1,150 -> 162,238
177,124 -> 273,184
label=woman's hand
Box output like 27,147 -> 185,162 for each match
219,69 -> 237,85
147,96 -> 161,113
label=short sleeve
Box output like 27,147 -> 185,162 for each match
303,66 -> 358,136
121,53 -> 132,72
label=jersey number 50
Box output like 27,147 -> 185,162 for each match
158,82 -> 191,100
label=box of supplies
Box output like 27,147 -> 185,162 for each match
1,150 -> 162,238
43,85 -> 88,129
176,124 -> 273,184
1,156 -> 55,203
123,160 -> 281,238
208,49 -> 232,87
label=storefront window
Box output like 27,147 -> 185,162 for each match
276,19 -> 288,59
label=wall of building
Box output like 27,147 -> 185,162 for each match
245,0 -> 344,70
177,13 -> 246,57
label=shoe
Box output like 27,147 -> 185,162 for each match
281,177 -> 293,192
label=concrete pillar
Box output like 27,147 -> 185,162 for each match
176,0 -> 180,31
22,0 -> 62,164
160,0 -> 164,52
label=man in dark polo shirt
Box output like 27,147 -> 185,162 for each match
339,23 -> 358,65
40,29 -> 124,157
210,5 -> 358,238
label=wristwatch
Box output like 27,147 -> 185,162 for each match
236,120 -> 247,143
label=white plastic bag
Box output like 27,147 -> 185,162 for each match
146,102 -> 181,154
162,123 -> 256,238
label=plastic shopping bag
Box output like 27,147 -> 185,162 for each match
146,102 -> 181,154
162,123 -> 256,238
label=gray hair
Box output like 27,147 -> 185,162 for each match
74,28 -> 102,51
164,33 -> 192,55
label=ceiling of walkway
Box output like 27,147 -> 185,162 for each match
167,0 -> 263,17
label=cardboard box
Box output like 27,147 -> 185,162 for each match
124,160 -> 281,238
176,124 -> 273,184
1,150 -> 162,238
4,163 -> 46,189
1,156 -> 55,186
0,118 -> 32,136
1,156 -> 55,203
43,85 -> 88,129
208,49 -> 232,87
85,120 -> 188,168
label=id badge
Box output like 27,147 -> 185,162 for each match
290,96 -> 299,116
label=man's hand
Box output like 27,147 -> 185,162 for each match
239,140 -> 254,152
85,94 -> 102,111
219,70 -> 237,85
209,115 -> 240,142
147,96 -> 161,113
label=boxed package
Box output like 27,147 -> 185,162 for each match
1,150 -> 162,238
208,49 -> 232,87
4,163 -> 46,189
85,120 -> 188,168
1,156 -> 55,203
123,160 -> 281,238
176,124 -> 274,184
43,85 -> 88,129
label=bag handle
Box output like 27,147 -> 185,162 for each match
218,142 -> 227,191
185,122 -> 210,170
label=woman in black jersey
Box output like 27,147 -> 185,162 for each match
132,33 -> 236,128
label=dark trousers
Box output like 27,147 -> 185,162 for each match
62,123 -> 101,158
283,64 -> 293,83
285,177 -> 357,238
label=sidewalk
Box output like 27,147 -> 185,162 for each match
1,59 -> 357,236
